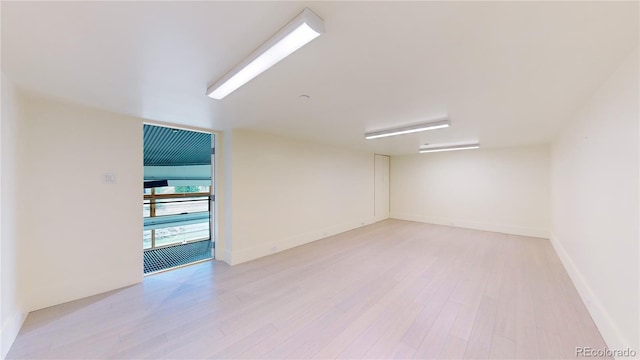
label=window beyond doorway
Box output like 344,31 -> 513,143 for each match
143,185 -> 211,249
142,124 -> 214,274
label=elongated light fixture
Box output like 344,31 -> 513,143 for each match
419,143 -> 480,153
365,119 -> 450,140
207,8 -> 325,100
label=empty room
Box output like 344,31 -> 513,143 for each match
1,1 -> 638,359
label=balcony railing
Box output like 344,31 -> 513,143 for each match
143,191 -> 211,250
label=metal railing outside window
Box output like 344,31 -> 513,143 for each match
143,186 -> 211,250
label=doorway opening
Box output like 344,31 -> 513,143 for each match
142,124 -> 215,274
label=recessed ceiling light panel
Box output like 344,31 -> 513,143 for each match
207,8 -> 325,100
365,119 -> 450,140
419,143 -> 480,153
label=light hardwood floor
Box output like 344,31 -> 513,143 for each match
8,220 -> 609,359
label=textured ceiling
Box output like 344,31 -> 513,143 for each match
143,125 -> 211,166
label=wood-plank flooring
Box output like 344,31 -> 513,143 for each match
7,220 -> 609,359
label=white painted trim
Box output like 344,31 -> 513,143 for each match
1,309 -> 27,359
549,234 -> 630,354
390,213 -> 549,239
142,120 -> 219,136
222,249 -> 234,266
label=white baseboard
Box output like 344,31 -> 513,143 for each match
549,234 -> 631,354
391,213 -> 549,238
227,218 -> 374,265
222,248 -> 233,265
1,309 -> 27,359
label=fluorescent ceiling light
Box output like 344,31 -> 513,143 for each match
365,120 -> 450,140
207,8 -> 325,100
419,143 -> 480,153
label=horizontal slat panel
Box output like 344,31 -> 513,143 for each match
144,212 -> 210,230
144,124 -> 212,166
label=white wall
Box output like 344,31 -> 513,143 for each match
218,130 -> 233,262
20,95 -> 143,311
374,154 -> 390,221
1,74 -> 28,359
550,49 -> 639,352
390,145 -> 550,238
225,130 -> 375,264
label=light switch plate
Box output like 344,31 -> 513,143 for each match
102,173 -> 117,184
